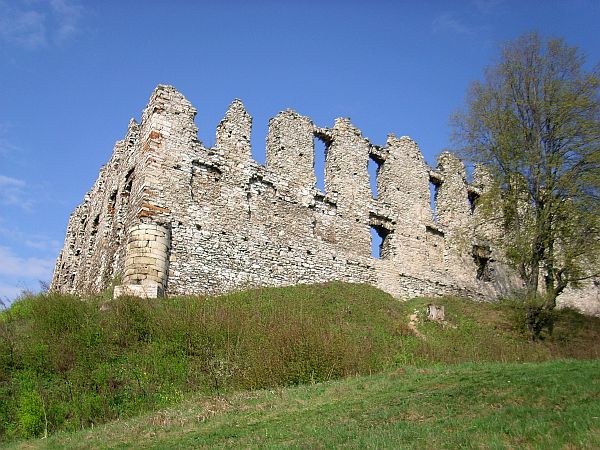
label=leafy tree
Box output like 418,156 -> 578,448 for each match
452,32 -> 600,312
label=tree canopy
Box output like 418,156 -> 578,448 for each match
452,32 -> 600,309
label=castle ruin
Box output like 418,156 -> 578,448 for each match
50,85 -> 600,315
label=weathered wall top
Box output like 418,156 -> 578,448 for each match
50,85 -> 600,315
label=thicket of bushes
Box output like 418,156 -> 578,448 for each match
1,282 -> 598,441
0,283 -> 409,440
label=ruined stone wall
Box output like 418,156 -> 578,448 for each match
51,119 -> 143,294
50,85 -> 599,314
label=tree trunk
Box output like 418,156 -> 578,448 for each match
528,238 -> 543,296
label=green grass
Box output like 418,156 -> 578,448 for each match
1,282 -> 599,444
6,359 -> 600,449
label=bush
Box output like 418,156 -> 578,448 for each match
16,374 -> 45,438
503,292 -> 556,341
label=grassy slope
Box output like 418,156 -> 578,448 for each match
2,282 -> 600,447
9,359 -> 600,449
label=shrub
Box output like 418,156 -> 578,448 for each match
15,374 -> 45,439
503,292 -> 556,341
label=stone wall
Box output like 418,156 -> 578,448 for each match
50,85 -> 599,314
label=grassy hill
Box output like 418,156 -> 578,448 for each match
1,282 -> 599,446
7,359 -> 600,449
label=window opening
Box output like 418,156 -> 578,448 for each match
313,136 -> 327,191
124,168 -> 134,193
370,225 -> 391,259
429,178 -> 440,223
368,157 -> 381,199
108,190 -> 117,214
468,191 -> 479,214
473,245 -> 492,281
90,214 -> 100,239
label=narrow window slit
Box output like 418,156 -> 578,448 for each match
90,214 -> 100,238
108,190 -> 117,214
124,168 -> 134,193
368,156 -> 381,199
429,178 -> 441,223
313,136 -> 327,192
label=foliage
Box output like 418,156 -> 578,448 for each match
16,383 -> 44,439
0,283 -> 404,441
503,292 -> 557,341
1,283 -> 599,443
452,32 -> 600,309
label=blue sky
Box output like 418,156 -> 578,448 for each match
0,0 -> 599,302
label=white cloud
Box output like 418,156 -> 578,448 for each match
0,174 -> 32,209
432,12 -> 474,36
0,281 -> 28,304
0,221 -> 62,253
0,245 -> 55,279
0,123 -> 19,156
0,175 -> 25,188
24,238 -> 61,251
0,225 -> 59,302
0,0 -> 83,49
472,0 -> 503,14
0,143 -> 11,156
49,0 -> 83,43
0,1 -> 47,48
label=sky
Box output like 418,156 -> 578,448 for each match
0,0 -> 599,303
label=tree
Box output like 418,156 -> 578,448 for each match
452,32 -> 600,313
